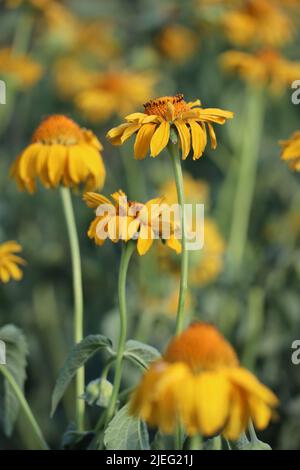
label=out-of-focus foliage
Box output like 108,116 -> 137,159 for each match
0,0 -> 300,449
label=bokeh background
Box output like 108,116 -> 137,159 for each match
0,0 -> 300,450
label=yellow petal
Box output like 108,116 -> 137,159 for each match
134,123 -> 157,160
174,120 -> 191,160
195,372 -> 231,437
47,144 -> 67,187
207,122 -> 217,150
223,387 -> 249,441
120,123 -> 141,144
137,225 -> 154,255
150,121 -> 170,157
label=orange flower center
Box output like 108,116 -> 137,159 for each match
164,322 -> 239,373
32,115 -> 83,145
143,94 -> 190,119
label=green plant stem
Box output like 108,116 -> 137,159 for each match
168,142 -> 188,335
0,365 -> 48,450
227,87 -> 265,277
105,242 -> 135,425
60,187 -> 85,432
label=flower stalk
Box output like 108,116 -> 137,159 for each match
227,86 -> 265,277
60,187 -> 85,431
105,241 -> 135,424
0,365 -> 48,450
168,141 -> 188,335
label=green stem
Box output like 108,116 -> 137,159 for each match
168,142 -> 188,335
227,87 -> 265,277
60,187 -> 85,431
105,241 -> 135,425
0,365 -> 48,450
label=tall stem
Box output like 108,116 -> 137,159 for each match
227,87 -> 265,277
168,142 -> 188,335
60,187 -> 85,431
0,365 -> 48,450
105,242 -> 135,424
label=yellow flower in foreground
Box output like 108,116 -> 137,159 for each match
107,94 -> 234,160
222,0 -> 294,48
0,241 -> 25,283
75,70 -> 156,123
0,48 -> 42,90
11,115 -> 106,192
221,48 -> 300,94
156,24 -> 199,63
130,322 -> 278,440
84,190 -> 181,256
280,131 -> 300,171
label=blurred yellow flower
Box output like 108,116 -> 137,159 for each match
280,131 -> 300,171
130,322 -> 278,439
54,58 -> 98,100
220,48 -> 300,94
107,94 -> 233,159
0,241 -> 25,283
143,287 -> 193,318
0,48 -> 42,90
5,0 -> 49,8
160,173 -> 210,206
222,0 -> 294,47
11,115 -> 106,192
75,70 -> 156,123
159,218 -> 225,286
156,24 -> 199,63
84,190 -> 181,256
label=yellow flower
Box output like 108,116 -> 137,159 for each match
220,48 -> 300,94
130,322 -> 278,440
156,24 -> 199,63
11,115 -> 106,193
107,94 -> 234,160
160,173 -> 210,206
54,58 -> 98,100
75,70 -> 156,123
84,190 -> 181,256
280,131 -> 300,171
0,241 -> 26,283
0,48 -> 42,90
142,287 -> 194,319
222,0 -> 294,48
158,218 -> 225,286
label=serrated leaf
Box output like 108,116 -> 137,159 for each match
124,340 -> 160,369
51,334 -> 112,416
104,404 -> 150,450
0,324 -> 28,436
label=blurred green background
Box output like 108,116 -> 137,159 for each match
0,0 -> 300,450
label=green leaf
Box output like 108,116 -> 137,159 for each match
104,404 -> 150,450
51,334 -> 112,416
62,427 -> 95,450
0,324 -> 28,436
124,340 -> 160,369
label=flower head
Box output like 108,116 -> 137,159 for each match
280,131 -> 300,171
222,0 -> 294,48
220,48 -> 300,94
107,94 -> 233,160
84,190 -> 181,256
75,70 -> 156,124
0,241 -> 26,283
156,24 -> 199,63
0,48 -> 42,90
11,115 -> 106,193
130,323 -> 278,439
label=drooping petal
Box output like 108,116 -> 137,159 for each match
174,120 -> 191,160
137,224 -> 154,255
150,121 -> 170,157
134,123 -> 157,159
207,122 -> 217,150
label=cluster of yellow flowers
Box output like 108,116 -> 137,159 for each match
1,85 -> 281,442
219,0 -> 300,94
